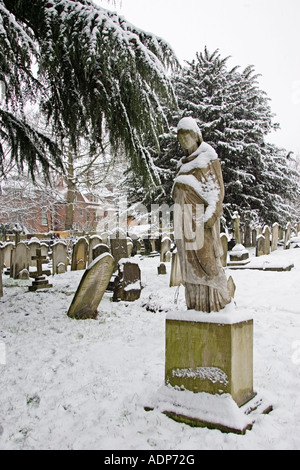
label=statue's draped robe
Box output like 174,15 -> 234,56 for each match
172,142 -> 232,312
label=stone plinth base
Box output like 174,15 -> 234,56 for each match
145,386 -> 272,435
165,309 -> 255,407
145,307 -> 272,434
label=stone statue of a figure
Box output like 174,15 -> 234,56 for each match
172,117 -> 234,312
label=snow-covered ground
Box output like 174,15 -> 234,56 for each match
0,247 -> 300,450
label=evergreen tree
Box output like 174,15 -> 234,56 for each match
141,47 -> 299,226
1,0 -> 178,180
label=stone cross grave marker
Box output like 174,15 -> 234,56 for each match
67,253 -> 115,320
28,248 -> 53,292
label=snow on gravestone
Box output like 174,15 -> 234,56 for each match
67,253 -> 115,320
71,237 -> 88,271
113,259 -> 141,302
52,241 -> 68,275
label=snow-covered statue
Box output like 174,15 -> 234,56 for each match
172,117 -> 234,312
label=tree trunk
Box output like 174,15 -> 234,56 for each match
65,148 -> 76,231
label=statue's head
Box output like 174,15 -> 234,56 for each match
177,117 -> 203,154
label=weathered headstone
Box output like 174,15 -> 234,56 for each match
243,223 -> 251,247
251,228 -> 257,248
1,242 -> 13,268
169,250 -> 182,287
263,226 -> 271,255
256,234 -> 265,257
68,253 -> 115,319
88,235 -> 102,264
157,262 -> 167,275
92,243 -> 110,260
71,237 -> 88,271
110,232 -> 128,271
28,249 -> 53,291
52,241 -> 68,275
271,223 -> 279,252
113,259 -> 141,302
11,242 -> 30,279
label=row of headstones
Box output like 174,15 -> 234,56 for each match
232,220 -> 296,252
221,220 -> 296,266
0,239 -> 50,280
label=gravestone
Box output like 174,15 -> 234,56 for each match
68,253 -> 115,320
220,233 -> 228,267
1,242 -> 13,268
251,229 -> 257,247
52,241 -> 68,275
110,232 -> 128,271
244,223 -> 251,247
127,237 -> 133,257
28,249 -> 53,292
161,235 -> 172,262
113,259 -> 141,302
157,262 -> 167,275
88,235 -> 102,264
92,243 -> 110,260
11,242 -> 30,279
169,250 -> 182,287
256,234 -> 265,257
71,237 -> 88,271
263,226 -> 271,255
271,223 -> 279,252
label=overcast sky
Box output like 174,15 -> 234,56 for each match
98,0 -> 300,155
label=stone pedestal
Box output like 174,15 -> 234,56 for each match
145,307 -> 273,435
165,311 -> 255,407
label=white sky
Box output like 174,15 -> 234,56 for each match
97,0 -> 300,155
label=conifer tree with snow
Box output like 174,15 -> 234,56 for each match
143,47 -> 299,226
0,0 -> 178,181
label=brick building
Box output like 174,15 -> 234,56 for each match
0,177 -> 117,236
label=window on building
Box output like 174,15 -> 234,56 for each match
41,211 -> 48,226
